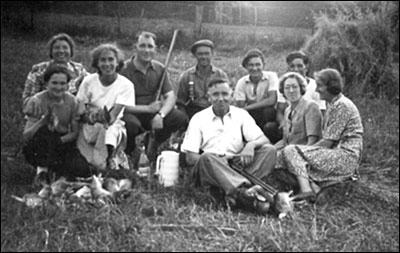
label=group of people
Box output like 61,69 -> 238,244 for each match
21,32 -> 363,215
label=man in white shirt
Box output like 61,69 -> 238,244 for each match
181,79 -> 277,214
234,49 -> 281,144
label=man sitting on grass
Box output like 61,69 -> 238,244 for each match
181,79 -> 277,214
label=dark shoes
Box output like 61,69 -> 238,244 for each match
237,185 -> 272,215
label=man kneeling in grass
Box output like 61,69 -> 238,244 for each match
181,79 -> 277,215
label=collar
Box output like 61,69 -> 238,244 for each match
189,64 -> 217,74
130,56 -> 155,71
206,105 -> 233,121
244,71 -> 269,84
329,93 -> 343,106
288,96 -> 306,113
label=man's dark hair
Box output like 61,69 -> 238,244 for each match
208,78 -> 230,89
286,51 -> 310,65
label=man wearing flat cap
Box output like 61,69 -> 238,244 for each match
234,48 -> 281,143
177,39 -> 229,120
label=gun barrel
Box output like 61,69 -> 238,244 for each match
229,158 -> 278,195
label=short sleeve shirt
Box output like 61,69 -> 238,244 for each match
76,73 -> 136,120
120,57 -> 172,105
282,97 -> 322,145
23,90 -> 79,134
177,65 -> 228,107
181,106 -> 264,156
234,71 -> 278,105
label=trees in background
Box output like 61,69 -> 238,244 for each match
303,1 -> 399,100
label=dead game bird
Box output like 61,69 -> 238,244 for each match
91,174 -> 113,199
11,193 -> 45,208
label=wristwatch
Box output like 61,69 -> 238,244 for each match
157,112 -> 165,118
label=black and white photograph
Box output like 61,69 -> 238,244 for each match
1,1 -> 398,251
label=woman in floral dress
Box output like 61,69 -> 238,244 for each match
281,68 -> 363,198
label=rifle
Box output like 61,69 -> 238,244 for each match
228,156 -> 296,218
154,29 -> 179,101
228,157 -> 278,199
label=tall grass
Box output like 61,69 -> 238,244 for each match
1,19 -> 399,252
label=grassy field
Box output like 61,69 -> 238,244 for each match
1,20 -> 399,252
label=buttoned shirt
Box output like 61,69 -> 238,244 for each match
181,106 -> 264,156
120,57 -> 173,105
282,97 -> 322,146
177,65 -> 228,107
234,71 -> 279,105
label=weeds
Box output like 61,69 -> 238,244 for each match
1,16 -> 399,252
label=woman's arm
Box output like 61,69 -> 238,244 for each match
60,117 -> 79,144
23,115 -> 48,142
313,138 -> 335,148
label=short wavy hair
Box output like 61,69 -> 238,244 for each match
43,65 -> 71,83
48,33 -> 75,59
314,68 -> 343,95
90,44 -> 125,74
279,72 -> 307,98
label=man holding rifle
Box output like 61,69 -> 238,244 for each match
121,31 -> 187,160
181,79 -> 277,214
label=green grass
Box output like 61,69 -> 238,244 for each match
1,24 -> 399,252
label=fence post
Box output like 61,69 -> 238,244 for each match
194,5 -> 204,38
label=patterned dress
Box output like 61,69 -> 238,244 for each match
281,93 -> 363,184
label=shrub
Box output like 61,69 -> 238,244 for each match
303,1 -> 399,100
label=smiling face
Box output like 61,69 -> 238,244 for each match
288,58 -> 307,77
51,40 -> 71,64
208,81 -> 232,117
47,73 -> 68,99
97,50 -> 118,76
283,77 -> 302,103
194,46 -> 213,68
246,56 -> 264,80
315,77 -> 333,102
136,34 -> 156,63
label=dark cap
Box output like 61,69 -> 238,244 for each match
241,48 -> 265,68
190,39 -> 214,54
